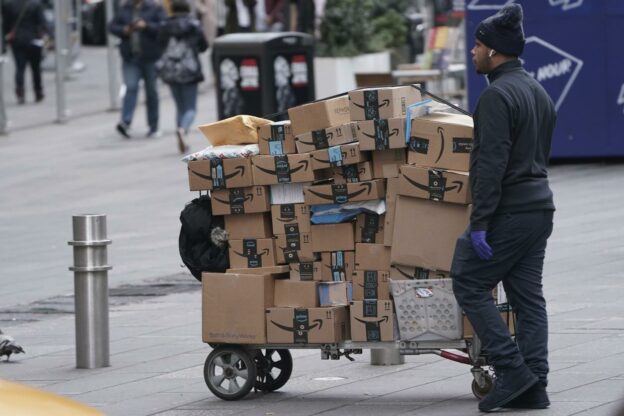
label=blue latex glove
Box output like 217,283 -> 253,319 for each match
470,231 -> 493,260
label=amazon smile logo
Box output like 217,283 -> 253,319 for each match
255,160 -> 309,175
233,248 -> 270,258
298,131 -> 333,146
190,165 -> 245,182
402,174 -> 463,193
354,316 -> 389,325
270,318 -> 323,333
360,128 -> 400,140
212,193 -> 254,205
352,99 -> 390,110
307,182 -> 373,202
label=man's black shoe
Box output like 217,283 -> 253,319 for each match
116,122 -> 130,139
503,382 -> 550,409
478,365 -> 538,412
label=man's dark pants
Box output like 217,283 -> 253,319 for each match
451,210 -> 554,384
12,44 -> 44,98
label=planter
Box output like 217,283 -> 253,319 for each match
313,51 -> 391,100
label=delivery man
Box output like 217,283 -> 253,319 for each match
450,3 -> 556,412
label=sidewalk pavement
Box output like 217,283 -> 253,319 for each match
1,46 -> 624,416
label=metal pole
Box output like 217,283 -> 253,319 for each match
54,0 -> 70,122
370,349 -> 405,366
105,0 -> 120,110
68,214 -> 112,369
0,7 -> 7,135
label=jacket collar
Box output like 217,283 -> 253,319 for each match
487,59 -> 522,83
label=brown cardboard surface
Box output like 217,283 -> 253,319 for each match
266,306 -> 349,343
188,158 -> 253,191
310,223 -> 355,253
295,122 -> 358,153
464,306 -> 515,338
275,232 -> 315,264
321,251 -> 355,282
228,238 -> 277,269
202,272 -> 274,344
252,154 -> 316,185
391,196 -> 470,271
332,161 -> 374,184
211,186 -> 271,216
407,113 -> 474,171
350,300 -> 394,341
274,280 -> 319,307
355,243 -> 391,271
390,265 -> 450,280
384,177 -> 399,247
372,149 -> 406,179
224,212 -> 272,239
352,270 -> 390,301
288,95 -> 351,136
399,165 -> 471,205
226,266 -> 289,276
319,281 -> 353,306
271,203 -> 311,235
310,142 -> 369,171
304,180 -> 385,206
349,86 -> 421,121
355,213 -> 385,244
356,118 -> 407,151
289,261 -> 323,281
257,121 -> 297,155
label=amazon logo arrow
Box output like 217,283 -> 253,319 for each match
354,316 -> 389,325
352,99 -> 390,110
402,175 -> 464,194
190,165 -> 245,182
255,160 -> 309,176
307,182 -> 373,202
270,319 -> 324,333
212,193 -> 254,205
436,127 -> 445,163
275,216 -> 298,222
360,128 -> 400,139
233,248 -> 270,258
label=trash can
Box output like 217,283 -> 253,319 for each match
212,32 -> 315,120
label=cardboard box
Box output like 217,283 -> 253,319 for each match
211,186 -> 270,215
464,304 -> 515,338
266,306 -> 349,343
289,261 -> 322,281
274,280 -> 319,307
383,177 -> 399,247
252,154 -> 316,185
332,161 -> 374,184
399,165 -> 471,205
228,238 -> 277,269
224,212 -> 272,239
304,180 -> 385,206
310,223 -> 355,253
188,158 -> 253,191
257,120 -> 296,155
295,122 -> 358,153
310,142 -> 368,171
391,196 -> 470,271
372,149 -> 406,179
352,270 -> 390,301
275,231 -> 315,264
271,203 -> 310,235
321,251 -> 355,282
350,300 -> 395,341
226,265 -> 289,277
355,243 -> 391,271
356,118 -> 407,151
390,265 -> 450,280
319,282 -> 353,306
407,113 -> 474,171
288,95 -> 351,136
349,86 -> 421,121
202,272 -> 274,344
270,183 -> 308,204
355,213 -> 385,244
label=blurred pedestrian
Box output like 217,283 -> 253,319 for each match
157,0 -> 208,153
195,0 -> 218,46
109,0 -> 167,139
2,0 -> 48,104
451,4 -> 556,412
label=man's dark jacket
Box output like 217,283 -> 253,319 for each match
2,0 -> 47,49
470,59 -> 556,231
108,0 -> 166,62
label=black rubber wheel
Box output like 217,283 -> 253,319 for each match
204,346 -> 257,401
471,372 -> 493,400
254,349 -> 293,392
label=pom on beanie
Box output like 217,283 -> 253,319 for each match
475,3 -> 525,57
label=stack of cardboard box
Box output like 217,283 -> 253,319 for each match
195,85 -> 487,346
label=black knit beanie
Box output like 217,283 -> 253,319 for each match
475,3 -> 525,57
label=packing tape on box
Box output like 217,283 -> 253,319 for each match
360,213 -> 380,243
299,262 -> 315,281
331,251 -> 347,281
210,157 -> 225,189
269,124 -> 286,155
274,155 -> 292,183
363,271 -> 379,299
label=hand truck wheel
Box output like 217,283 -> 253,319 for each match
254,349 -> 293,392
471,372 -> 493,400
204,345 -> 257,401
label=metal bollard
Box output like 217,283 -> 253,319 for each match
370,348 -> 405,366
68,214 -> 112,368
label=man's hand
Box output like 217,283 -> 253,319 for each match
470,230 -> 493,260
133,19 -> 147,30
123,25 -> 133,34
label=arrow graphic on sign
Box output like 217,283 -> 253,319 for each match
618,83 -> 624,115
549,0 -> 584,11
467,0 -> 514,10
